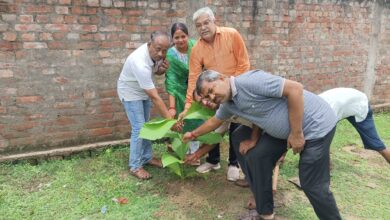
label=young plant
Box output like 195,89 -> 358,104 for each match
139,102 -> 222,177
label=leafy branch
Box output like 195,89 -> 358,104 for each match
139,103 -> 222,177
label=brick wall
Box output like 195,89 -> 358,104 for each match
0,0 -> 389,155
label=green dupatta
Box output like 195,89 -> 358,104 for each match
165,39 -> 196,116
165,39 -> 203,132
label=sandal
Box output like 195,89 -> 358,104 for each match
130,167 -> 151,180
147,158 -> 163,168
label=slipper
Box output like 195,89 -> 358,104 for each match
259,213 -> 275,220
147,158 -> 163,168
130,167 -> 151,180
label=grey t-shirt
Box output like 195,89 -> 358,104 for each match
216,70 -> 337,140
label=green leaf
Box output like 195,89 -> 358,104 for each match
184,102 -> 215,120
171,138 -> 189,160
166,162 -> 182,176
196,132 -> 223,144
139,118 -> 178,140
164,131 -> 181,139
161,153 -> 183,167
161,153 -> 183,176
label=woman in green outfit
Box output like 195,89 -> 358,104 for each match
165,23 -> 201,157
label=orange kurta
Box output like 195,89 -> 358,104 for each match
186,26 -> 250,104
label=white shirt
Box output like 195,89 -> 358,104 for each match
117,43 -> 156,101
319,88 -> 368,122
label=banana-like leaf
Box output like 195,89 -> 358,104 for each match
171,138 -> 189,160
166,162 -> 182,176
165,131 -> 181,139
184,102 -> 215,120
139,118 -> 178,140
161,153 -> 183,167
196,132 -> 223,144
162,153 -> 183,176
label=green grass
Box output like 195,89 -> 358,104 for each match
0,112 -> 389,219
0,149 -> 174,220
278,112 -> 390,219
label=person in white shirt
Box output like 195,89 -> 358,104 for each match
117,31 -> 173,180
319,88 -> 390,164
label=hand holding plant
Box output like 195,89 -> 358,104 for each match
139,102 -> 222,177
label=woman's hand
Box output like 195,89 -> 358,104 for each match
177,109 -> 188,121
168,108 -> 176,118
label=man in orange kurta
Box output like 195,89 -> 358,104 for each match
178,6 -> 250,182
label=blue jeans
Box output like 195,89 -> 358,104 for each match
122,99 -> 152,171
347,106 -> 386,151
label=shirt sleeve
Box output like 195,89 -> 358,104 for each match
243,71 -> 285,98
232,29 -> 250,74
186,45 -> 203,104
129,59 -> 155,90
215,104 -> 233,121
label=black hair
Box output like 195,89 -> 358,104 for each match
170,22 -> 189,37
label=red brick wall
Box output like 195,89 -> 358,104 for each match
0,0 -> 389,154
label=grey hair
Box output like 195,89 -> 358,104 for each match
150,31 -> 171,43
192,7 -> 215,22
195,70 -> 221,95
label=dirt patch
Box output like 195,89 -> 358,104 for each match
162,169 -> 252,219
342,145 -> 387,169
23,175 -> 52,193
160,167 -> 299,219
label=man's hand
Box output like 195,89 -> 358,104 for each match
184,153 -> 199,164
239,139 -> 257,155
287,131 -> 305,154
155,59 -> 169,75
171,121 -> 184,133
182,132 -> 195,144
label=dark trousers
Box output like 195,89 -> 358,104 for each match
231,125 -> 341,219
206,122 -> 239,166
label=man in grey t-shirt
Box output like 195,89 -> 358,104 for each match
183,70 -> 341,220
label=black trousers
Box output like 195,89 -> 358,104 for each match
206,122 -> 239,166
231,125 -> 341,220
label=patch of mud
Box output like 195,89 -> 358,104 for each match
23,175 -> 52,193
163,170 -> 253,219
342,145 -> 385,164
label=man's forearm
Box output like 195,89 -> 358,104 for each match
192,116 -> 223,138
195,144 -> 215,158
287,90 -> 304,134
152,96 -> 171,118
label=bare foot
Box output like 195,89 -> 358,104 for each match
130,167 -> 151,180
147,158 -> 163,168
